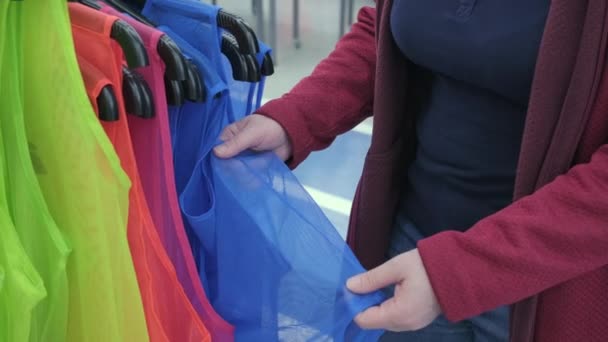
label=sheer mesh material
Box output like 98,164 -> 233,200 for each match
224,40 -> 273,121
0,4 -> 47,341
131,1 -> 387,340
1,3 -> 71,341
222,55 -> 253,121
99,5 -> 235,341
158,27 -> 229,303
158,27 -> 228,196
143,0 -> 227,82
180,150 -> 386,341
77,56 -> 114,116
254,41 -> 272,110
21,1 -> 149,340
70,3 -> 212,341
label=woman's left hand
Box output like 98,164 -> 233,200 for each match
347,249 -> 442,332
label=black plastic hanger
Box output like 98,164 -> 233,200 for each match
110,20 -> 149,68
165,77 -> 186,107
182,59 -> 206,103
104,0 -> 186,82
71,1 -> 148,67
157,35 -> 186,81
116,0 -> 260,58
98,85 -> 120,121
242,24 -> 274,76
157,35 -> 189,104
119,0 -> 145,11
122,67 -> 150,117
122,67 -> 144,117
137,73 -> 156,118
261,53 -> 275,76
73,0 -> 102,9
221,30 -> 262,83
245,55 -> 261,83
104,0 -> 206,104
218,11 -> 274,82
221,32 -> 250,82
104,0 -> 150,24
217,11 -> 259,56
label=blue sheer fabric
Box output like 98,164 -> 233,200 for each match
143,1 -> 386,340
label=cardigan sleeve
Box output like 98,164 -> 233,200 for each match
256,7 -> 377,168
417,143 -> 608,322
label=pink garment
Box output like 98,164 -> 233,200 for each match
99,5 -> 234,341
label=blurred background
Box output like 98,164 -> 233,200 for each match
209,0 -> 375,237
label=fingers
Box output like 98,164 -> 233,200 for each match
354,298 -> 401,330
274,143 -> 293,161
218,123 -> 239,141
214,120 -> 260,159
347,258 -> 403,294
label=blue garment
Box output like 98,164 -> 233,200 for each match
158,26 -> 229,296
390,0 -> 550,236
144,0 -> 268,122
159,26 -> 228,193
253,41 -> 272,111
381,214 -> 509,341
222,35 -> 272,120
181,151 -> 386,341
143,0 -> 227,81
148,2 -> 386,340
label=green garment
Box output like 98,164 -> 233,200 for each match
0,2 -> 72,341
17,1 -> 149,341
0,3 -> 47,341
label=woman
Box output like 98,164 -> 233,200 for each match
214,0 -> 608,341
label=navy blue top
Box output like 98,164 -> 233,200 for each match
390,0 -> 550,236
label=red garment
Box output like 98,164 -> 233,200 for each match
98,5 -> 234,341
257,0 -> 608,340
77,57 -> 114,115
70,4 -> 211,341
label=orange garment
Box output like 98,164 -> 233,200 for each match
70,3 -> 212,341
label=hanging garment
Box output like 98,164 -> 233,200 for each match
158,26 -> 228,198
155,27 -> 229,297
180,150 -> 386,341
181,148 -> 383,341
140,6 -> 386,339
20,1 -> 149,341
97,5 -> 235,342
142,0 -> 243,126
223,55 -> 253,121
135,1 -> 386,340
0,4 -> 47,341
225,39 -> 272,121
77,57 -> 115,116
142,0 -> 270,121
0,3 -> 71,342
142,0 -> 227,82
253,41 -> 272,111
0,199 -> 45,342
70,4 -> 213,341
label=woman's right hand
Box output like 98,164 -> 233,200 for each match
213,114 -> 293,161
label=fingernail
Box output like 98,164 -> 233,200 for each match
346,276 -> 358,290
214,145 -> 226,155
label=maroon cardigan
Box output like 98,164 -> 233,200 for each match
258,0 -> 608,340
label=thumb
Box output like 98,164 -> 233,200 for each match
347,259 -> 403,294
214,127 -> 258,159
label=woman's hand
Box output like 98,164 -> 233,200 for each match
213,114 -> 293,161
347,249 -> 442,332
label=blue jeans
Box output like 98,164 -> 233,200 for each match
379,215 -> 509,342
